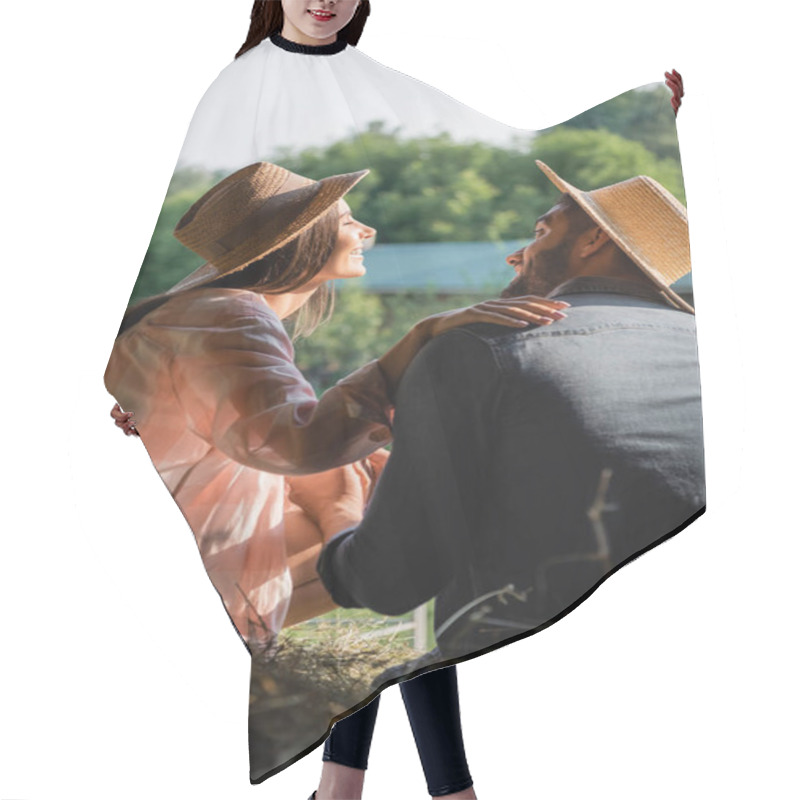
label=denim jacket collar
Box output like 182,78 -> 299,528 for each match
548,276 -> 671,306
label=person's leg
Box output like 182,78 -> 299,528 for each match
400,666 -> 476,798
315,695 -> 381,800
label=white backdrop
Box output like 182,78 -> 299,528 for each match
1,1 -> 797,798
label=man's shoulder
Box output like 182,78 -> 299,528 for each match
434,320 -> 555,347
414,321 -> 551,374
429,303 -> 696,371
552,288 -> 697,330
418,323 -> 510,360
425,301 -> 695,349
401,325 -> 504,394
425,321 -> 557,354
406,321 -> 546,391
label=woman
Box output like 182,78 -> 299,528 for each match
108,3 -> 567,796
109,2 -> 683,794
106,160 -> 567,798
176,1 -> 683,173
176,0 -> 521,173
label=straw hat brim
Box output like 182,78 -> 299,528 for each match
535,160 -> 693,313
170,168 -> 369,294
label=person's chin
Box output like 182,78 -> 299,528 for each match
340,266 -> 367,280
501,280 -> 524,298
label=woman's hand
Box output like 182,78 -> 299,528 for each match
110,403 -> 139,437
287,460 -> 373,541
365,447 -> 390,488
665,69 -> 684,115
421,295 -> 569,338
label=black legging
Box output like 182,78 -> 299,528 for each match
323,665 -> 473,797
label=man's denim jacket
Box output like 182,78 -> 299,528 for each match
317,276 -> 705,652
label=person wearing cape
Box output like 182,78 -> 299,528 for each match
106,0 -> 694,790
107,4 -> 562,797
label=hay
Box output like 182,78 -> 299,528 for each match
247,619 -> 421,777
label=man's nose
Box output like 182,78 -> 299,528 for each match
506,250 -> 523,271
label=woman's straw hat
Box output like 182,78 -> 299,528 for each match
535,160 -> 693,313
168,162 -> 369,293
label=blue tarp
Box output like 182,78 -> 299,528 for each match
348,240 -> 693,297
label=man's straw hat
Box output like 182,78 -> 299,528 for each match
535,160 -> 693,313
168,162 -> 369,293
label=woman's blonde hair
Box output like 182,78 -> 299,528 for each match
118,206 -> 340,340
207,204 -> 340,338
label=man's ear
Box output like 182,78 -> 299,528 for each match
576,226 -> 613,259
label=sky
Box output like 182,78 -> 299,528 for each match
2,2 -> 798,799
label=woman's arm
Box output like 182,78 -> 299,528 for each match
113,293 -> 566,474
166,302 -> 392,475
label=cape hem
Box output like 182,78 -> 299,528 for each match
248,504 -> 707,785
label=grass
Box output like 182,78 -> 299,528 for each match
247,616 -> 426,778
283,602 -> 436,650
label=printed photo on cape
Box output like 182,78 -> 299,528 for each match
104,37 -> 703,781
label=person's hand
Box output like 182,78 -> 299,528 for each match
111,403 -> 139,437
365,447 -> 390,488
287,461 -> 373,540
665,69 -> 684,115
422,295 -> 569,338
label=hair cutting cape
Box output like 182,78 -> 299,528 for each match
104,34 -> 704,783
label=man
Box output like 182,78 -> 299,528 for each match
290,160 -> 705,659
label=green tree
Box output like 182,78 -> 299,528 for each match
562,84 -> 681,161
293,287 -> 491,392
128,85 -> 685,309
530,127 -> 685,206
130,169 -> 218,303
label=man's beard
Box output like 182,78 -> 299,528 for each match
500,238 -> 573,299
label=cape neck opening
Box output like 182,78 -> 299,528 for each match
269,33 -> 348,56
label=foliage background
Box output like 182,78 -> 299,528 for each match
127,84 -> 682,391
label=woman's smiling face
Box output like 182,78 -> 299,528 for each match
281,1 -> 361,45
311,199 -> 376,285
